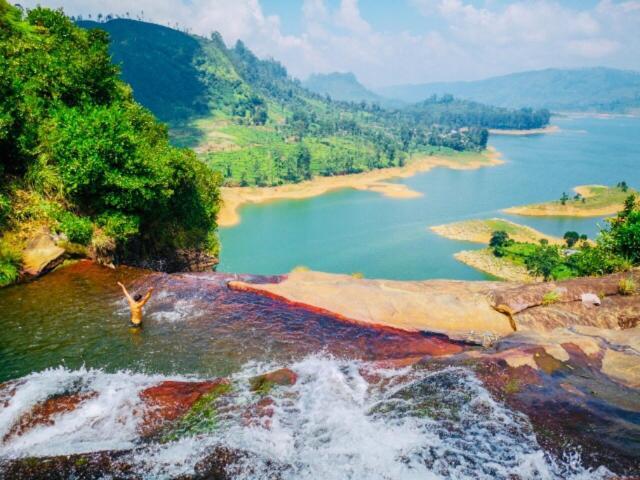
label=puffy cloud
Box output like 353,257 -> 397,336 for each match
15,0 -> 640,87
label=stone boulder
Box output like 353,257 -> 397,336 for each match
21,232 -> 66,278
249,368 -> 297,394
138,379 -> 229,437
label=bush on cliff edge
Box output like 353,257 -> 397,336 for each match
0,1 -> 221,274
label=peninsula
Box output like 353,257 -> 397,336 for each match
504,184 -> 636,217
219,148 -> 503,227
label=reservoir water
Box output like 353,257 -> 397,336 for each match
218,115 -> 640,279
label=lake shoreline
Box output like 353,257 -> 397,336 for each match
489,125 -> 560,136
219,147 -> 503,227
504,184 -> 629,217
430,218 -> 562,245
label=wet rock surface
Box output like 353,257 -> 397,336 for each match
4,391 -> 98,442
2,264 -> 640,478
139,379 -> 230,437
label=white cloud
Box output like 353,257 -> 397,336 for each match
15,0 -> 640,87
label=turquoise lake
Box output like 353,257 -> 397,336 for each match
218,115 -> 640,280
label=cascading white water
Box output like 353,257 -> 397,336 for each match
0,356 -> 612,480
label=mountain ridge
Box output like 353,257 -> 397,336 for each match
377,67 -> 640,113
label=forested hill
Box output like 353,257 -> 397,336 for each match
378,68 -> 640,113
0,2 -> 221,286
78,19 -> 549,187
303,72 -> 397,107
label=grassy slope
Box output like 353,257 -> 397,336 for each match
431,218 -> 562,245
78,19 -> 551,188
504,185 -> 636,217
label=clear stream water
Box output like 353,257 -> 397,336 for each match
1,115 -> 638,478
218,115 -> 640,279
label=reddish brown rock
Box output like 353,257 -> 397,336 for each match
138,379 -> 229,436
4,391 -> 97,441
249,368 -> 297,393
242,397 -> 276,429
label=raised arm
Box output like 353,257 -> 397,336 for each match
117,281 -> 133,303
140,287 -> 154,306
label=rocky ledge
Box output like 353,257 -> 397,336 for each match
229,270 -> 640,388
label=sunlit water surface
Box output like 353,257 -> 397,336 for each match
219,115 -> 640,279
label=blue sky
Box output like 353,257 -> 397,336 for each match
17,0 -> 640,87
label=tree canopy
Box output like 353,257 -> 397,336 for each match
0,1 -> 220,276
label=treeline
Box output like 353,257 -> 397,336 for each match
402,95 -> 551,130
0,2 -> 221,285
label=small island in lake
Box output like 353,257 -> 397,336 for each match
504,183 -> 637,217
431,217 -> 562,245
431,218 -> 565,281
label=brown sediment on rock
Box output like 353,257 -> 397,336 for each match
218,148 -> 503,227
229,270 -> 514,342
488,125 -> 560,136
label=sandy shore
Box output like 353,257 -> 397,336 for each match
219,148 -> 503,227
430,218 -> 562,245
454,249 -> 536,282
489,125 -> 560,136
504,185 -> 627,217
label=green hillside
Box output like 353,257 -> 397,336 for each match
78,19 -> 549,187
0,2 -> 220,284
378,67 -> 640,113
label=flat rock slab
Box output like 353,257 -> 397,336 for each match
229,271 -> 514,342
490,270 -> 640,316
21,233 -> 66,277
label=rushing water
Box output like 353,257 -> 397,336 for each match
0,263 -> 619,478
0,357 -> 612,480
219,115 -> 640,279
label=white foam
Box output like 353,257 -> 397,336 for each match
0,357 -> 613,479
0,367 -> 192,459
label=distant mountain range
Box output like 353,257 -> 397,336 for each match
303,72 -> 401,107
376,68 -> 640,113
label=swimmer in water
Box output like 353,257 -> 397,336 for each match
117,282 -> 154,327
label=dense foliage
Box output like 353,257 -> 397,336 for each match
77,19 -> 549,187
488,192 -> 640,281
0,2 -> 220,277
402,95 -> 550,130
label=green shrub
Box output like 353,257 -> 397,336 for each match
57,212 -> 93,245
97,212 -> 140,242
0,241 -> 21,287
618,278 -> 636,296
541,290 -> 561,306
0,193 -> 10,226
